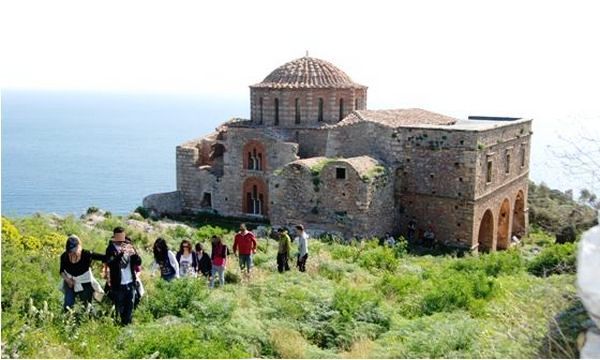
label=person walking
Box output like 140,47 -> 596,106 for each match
151,238 -> 179,281
210,236 -> 228,288
176,239 -> 198,277
59,235 -> 105,311
195,243 -> 212,278
276,228 -> 291,273
233,223 -> 257,279
294,225 -> 309,272
105,227 -> 142,325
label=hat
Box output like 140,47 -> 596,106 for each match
66,235 -> 80,253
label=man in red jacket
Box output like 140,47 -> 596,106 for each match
233,223 -> 257,279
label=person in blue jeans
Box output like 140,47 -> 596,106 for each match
151,238 -> 179,281
105,227 -> 142,325
210,236 -> 228,288
59,235 -> 105,311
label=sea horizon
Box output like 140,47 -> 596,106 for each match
2,88 -> 598,217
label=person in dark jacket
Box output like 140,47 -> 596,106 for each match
104,227 -> 142,325
151,238 -> 179,281
59,235 -> 105,311
176,239 -> 198,277
195,243 -> 212,278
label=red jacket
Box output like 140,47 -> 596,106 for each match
233,232 -> 257,255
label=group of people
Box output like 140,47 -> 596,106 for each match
58,223 -> 310,325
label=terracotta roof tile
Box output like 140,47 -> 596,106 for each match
251,56 -> 366,89
334,109 -> 458,128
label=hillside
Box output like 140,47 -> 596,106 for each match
0,208 -> 590,358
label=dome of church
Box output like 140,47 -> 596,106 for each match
251,56 -> 365,89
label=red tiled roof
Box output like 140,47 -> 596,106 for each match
336,109 -> 458,127
251,57 -> 366,89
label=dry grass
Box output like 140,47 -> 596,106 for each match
341,338 -> 375,358
270,327 -> 308,359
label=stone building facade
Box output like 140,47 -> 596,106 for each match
144,56 -> 532,251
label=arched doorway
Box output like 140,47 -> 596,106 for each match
497,199 -> 511,250
478,209 -> 494,252
242,177 -> 268,216
512,190 -> 526,237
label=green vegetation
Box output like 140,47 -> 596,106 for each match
361,165 -> 386,182
1,207 -> 591,358
528,181 -> 597,236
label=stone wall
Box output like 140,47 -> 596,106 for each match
250,88 -> 367,126
143,191 -> 184,215
270,157 -> 395,238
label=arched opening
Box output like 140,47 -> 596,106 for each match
274,98 -> 279,125
295,98 -> 301,124
478,209 -> 494,252
242,177 -> 268,216
259,97 -> 263,124
318,98 -> 324,122
339,98 -> 344,120
243,141 -> 266,171
497,199 -> 511,250
512,190 -> 526,237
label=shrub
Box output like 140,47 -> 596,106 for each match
527,242 -> 576,277
139,278 -> 209,318
357,246 -> 399,272
421,270 -> 496,316
378,273 -> 421,298
122,324 -> 250,358
450,250 -> 525,277
225,270 -> 241,284
167,225 -> 192,240
134,206 -> 150,219
195,225 -> 229,241
86,206 -> 100,215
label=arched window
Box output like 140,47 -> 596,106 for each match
243,177 -> 267,216
355,98 -> 359,110
274,98 -> 279,126
339,98 -> 344,121
259,97 -> 263,124
295,98 -> 301,124
243,141 -> 266,171
318,98 -> 324,122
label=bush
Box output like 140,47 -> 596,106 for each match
357,246 -> 399,272
527,242 -> 576,277
122,324 -> 250,358
195,225 -> 229,241
450,250 -> 525,277
421,270 -> 496,316
134,206 -> 150,219
139,278 -> 209,319
86,206 -> 100,215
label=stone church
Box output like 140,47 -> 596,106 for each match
144,56 -> 532,251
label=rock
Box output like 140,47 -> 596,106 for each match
125,219 -> 154,233
143,191 -> 183,216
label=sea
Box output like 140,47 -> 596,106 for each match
2,89 -> 598,217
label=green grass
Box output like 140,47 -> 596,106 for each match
0,214 -> 589,358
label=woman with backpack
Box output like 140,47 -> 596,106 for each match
151,238 -> 179,281
176,239 -> 198,277
209,235 -> 228,288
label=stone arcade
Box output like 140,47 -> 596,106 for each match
144,56 -> 532,251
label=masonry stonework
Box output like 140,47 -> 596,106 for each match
145,56 -> 532,251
